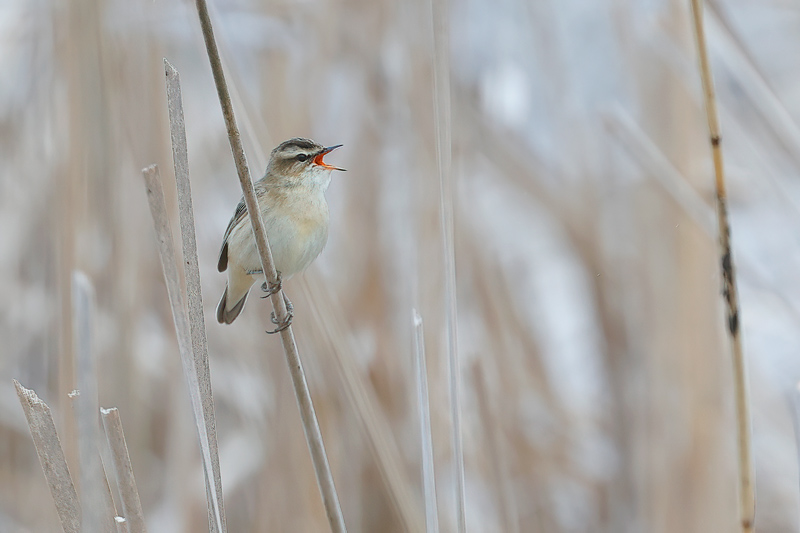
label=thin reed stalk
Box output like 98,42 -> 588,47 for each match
190,3 -> 346,530
688,2 -> 755,531
412,310 -> 439,533
428,0 -> 466,530
141,164 -> 225,533
101,407 -> 147,533
14,380 -> 81,533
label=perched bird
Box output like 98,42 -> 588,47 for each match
216,138 -> 344,325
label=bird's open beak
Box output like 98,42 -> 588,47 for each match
313,145 -> 345,171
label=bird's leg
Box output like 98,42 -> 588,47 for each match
266,292 -> 293,334
260,270 -> 282,298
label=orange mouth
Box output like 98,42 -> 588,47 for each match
313,145 -> 345,171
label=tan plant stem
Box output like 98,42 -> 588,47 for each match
101,408 -> 147,533
190,3 -> 346,531
689,1 -> 755,531
14,380 -> 81,533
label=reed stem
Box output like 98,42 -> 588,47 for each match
688,2 -> 755,530
190,3 -> 346,530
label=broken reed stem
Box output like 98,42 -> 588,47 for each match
101,408 -> 147,533
163,62 -> 227,533
689,1 -> 755,531
413,310 -> 440,533
190,3 -> 346,530
429,0 -> 466,530
66,391 -> 119,533
14,380 -> 81,533
141,164 -> 225,533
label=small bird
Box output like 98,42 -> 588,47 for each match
216,138 -> 344,325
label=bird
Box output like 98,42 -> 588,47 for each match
216,137 -> 344,326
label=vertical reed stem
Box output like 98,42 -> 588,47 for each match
688,2 -> 755,530
189,3 -> 346,530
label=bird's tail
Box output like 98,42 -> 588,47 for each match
217,267 -> 256,324
216,285 -> 249,324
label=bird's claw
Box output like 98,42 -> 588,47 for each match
261,271 -> 282,298
266,309 -> 293,334
265,292 -> 294,334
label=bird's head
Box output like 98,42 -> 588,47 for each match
266,137 -> 344,188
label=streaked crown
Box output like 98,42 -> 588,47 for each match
265,137 -> 344,183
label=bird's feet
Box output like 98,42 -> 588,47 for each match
266,293 -> 293,334
260,271 -> 282,298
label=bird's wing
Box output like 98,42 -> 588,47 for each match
217,197 -> 247,272
217,181 -> 269,272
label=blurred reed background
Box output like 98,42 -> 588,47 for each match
2,0 -> 800,531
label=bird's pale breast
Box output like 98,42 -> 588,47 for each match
227,188 -> 329,279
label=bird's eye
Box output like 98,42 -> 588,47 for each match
296,154 -> 308,162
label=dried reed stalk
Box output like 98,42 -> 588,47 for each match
72,272 -> 117,533
689,2 -> 755,531
14,380 -> 81,533
101,407 -> 147,533
141,164 -> 225,532
189,3 -> 346,529
412,310 -> 440,533
429,0 -> 466,529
